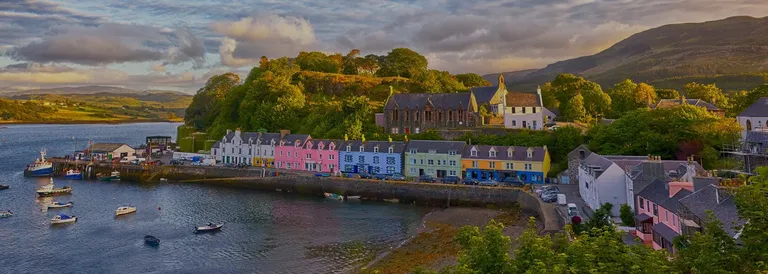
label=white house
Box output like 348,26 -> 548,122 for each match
578,153 -> 632,216
737,97 -> 768,139
84,143 -> 135,161
211,129 -> 284,166
503,87 -> 546,130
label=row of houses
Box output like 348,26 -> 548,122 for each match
211,129 -> 551,183
569,145 -> 744,255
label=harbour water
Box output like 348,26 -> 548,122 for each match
0,123 -> 428,273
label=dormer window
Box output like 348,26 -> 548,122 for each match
490,151 -> 496,157
329,143 -> 335,151
428,149 -> 437,154
527,151 -> 533,158
409,149 -> 417,154
359,146 -> 364,152
449,150 -> 457,156
470,148 -> 477,157
346,145 -> 351,152
388,147 -> 394,153
374,146 -> 379,153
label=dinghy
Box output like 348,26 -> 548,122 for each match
47,201 -> 73,208
144,235 -> 160,246
51,214 -> 77,224
194,223 -> 223,233
324,192 -> 344,201
115,206 -> 137,216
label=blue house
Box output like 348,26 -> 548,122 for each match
339,140 -> 406,175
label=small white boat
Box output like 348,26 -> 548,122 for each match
346,195 -> 361,200
48,201 -> 73,208
383,198 -> 400,203
324,192 -> 344,201
36,178 -> 72,196
194,223 -> 223,233
51,214 -> 77,224
115,206 -> 137,216
0,210 -> 12,218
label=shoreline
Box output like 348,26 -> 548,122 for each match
0,119 -> 183,125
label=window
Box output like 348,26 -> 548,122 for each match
490,162 -> 496,169
391,128 -> 399,134
231,147 -> 234,153
428,159 -> 434,165
449,170 -> 457,176
288,151 -> 291,157
319,154 -> 323,160
512,120 -> 516,126
437,160 -> 442,165
329,154 -> 335,160
472,161 -> 478,168
449,150 -> 457,155
271,150 -> 274,156
448,110 -> 453,121
533,107 -> 537,113
527,151 -> 533,158
470,150 -> 477,157
387,166 -> 395,174
358,156 -> 365,163
653,204 -> 658,216
409,149 -> 417,154
506,163 -> 514,170
410,168 -> 417,174
255,149 -> 259,155
360,146 -> 365,152
304,163 -> 310,170
414,111 -> 419,121
646,200 -> 650,211
522,107 -> 527,114
287,163 -> 292,169
438,111 -> 442,121
449,160 -> 456,166
415,127 -> 420,134
345,165 -> 354,172
426,111 -> 432,121
329,164 -> 336,170
420,159 -> 424,165
345,155 -> 353,162
489,151 -> 496,157
386,157 -> 395,165
388,147 -> 394,153
306,153 -> 311,159
374,147 -> 379,153
374,167 -> 381,173
346,145 -> 351,152
392,110 -> 398,121
410,158 -> 416,164
373,156 -> 380,164
665,211 -> 668,222
428,150 -> 436,154
525,164 -> 532,170
280,151 -> 284,156
639,197 -> 645,209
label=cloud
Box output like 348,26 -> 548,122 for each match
212,14 -> 319,67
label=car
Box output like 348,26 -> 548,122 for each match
541,193 -> 558,203
130,159 -> 140,165
478,180 -> 499,187
538,186 -> 560,196
440,176 -> 460,184
359,173 -> 374,179
418,175 -> 436,183
170,159 -> 183,165
374,174 -> 388,180
567,203 -> 579,217
501,177 -> 524,187
389,174 -> 406,181
462,178 -> 479,185
148,160 -> 163,165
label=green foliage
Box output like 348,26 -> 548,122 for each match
585,203 -> 614,231
606,79 -> 656,117
295,51 -> 342,73
619,204 -> 635,227
412,70 -> 467,93
540,82 -> 559,109
674,214 -> 745,273
185,72 -> 241,129
455,73 -> 491,88
727,84 -> 768,117
735,166 -> 768,271
0,98 -> 55,121
684,82 -> 729,109
455,220 -> 512,274
377,48 -> 428,79
548,74 -> 610,121
656,88 -> 680,99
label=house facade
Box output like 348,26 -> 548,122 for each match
299,139 -> 341,173
578,153 -> 632,216
634,179 -> 694,254
274,134 -> 311,170
404,140 -> 465,178
382,92 -> 480,134
251,133 -> 280,167
214,129 -> 252,165
339,140 -> 406,175
503,87 -> 546,130
470,74 -> 508,116
85,143 -> 135,160
737,97 -> 768,138
461,145 -> 550,183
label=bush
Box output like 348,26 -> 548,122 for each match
619,204 -> 635,227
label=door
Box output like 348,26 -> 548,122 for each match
522,121 -> 527,128
419,169 -> 425,176
405,127 -> 410,134
353,165 -> 359,173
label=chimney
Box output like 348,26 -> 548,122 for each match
642,158 -> 665,183
280,129 -> 291,138
226,129 -> 232,134
536,85 -> 543,107
668,181 -> 694,197
235,128 -> 241,136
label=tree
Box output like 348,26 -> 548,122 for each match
455,220 -> 512,273
540,82 -> 559,109
619,204 -> 635,227
413,70 -> 467,93
342,49 -> 361,75
734,166 -> 768,271
656,88 -> 680,99
684,82 -> 729,109
295,51 -> 341,73
727,84 -> 768,117
548,74 -> 610,120
455,73 -> 491,87
607,79 -> 639,116
342,96 -> 372,139
377,48 -> 428,78
184,72 -> 241,130
562,94 -> 587,122
675,214 -> 745,273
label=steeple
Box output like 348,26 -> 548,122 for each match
498,74 -> 505,87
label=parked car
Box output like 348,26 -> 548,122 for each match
462,178 -> 479,185
359,173 -> 374,179
236,163 -> 249,168
389,174 -> 406,181
501,177 -> 524,187
374,174 -> 389,180
148,160 -> 163,165
345,173 -> 360,179
418,175 -> 436,183
223,163 -> 235,168
541,193 -> 558,203
567,203 -> 579,217
538,186 -> 560,197
170,159 -> 183,165
441,176 -> 460,184
478,180 -> 499,187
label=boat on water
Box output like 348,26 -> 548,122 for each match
24,149 -> 53,177
51,214 -> 77,224
144,235 -> 160,246
99,171 -> 121,182
0,185 -> 9,190
64,169 -> 83,180
47,201 -> 73,208
36,178 -> 72,196
115,206 -> 137,216
324,192 -> 344,201
346,195 -> 361,200
0,211 -> 12,218
383,198 -> 400,203
194,223 -> 223,233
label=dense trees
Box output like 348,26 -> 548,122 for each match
184,72 -> 241,130
606,79 -> 657,117
684,82 -> 729,109
376,48 -> 428,78
455,73 -> 491,88
0,98 -> 54,121
546,74 -> 611,122
656,88 -> 680,99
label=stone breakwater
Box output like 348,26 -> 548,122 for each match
51,158 -> 560,231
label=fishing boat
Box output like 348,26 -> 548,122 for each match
194,223 -> 223,233
346,195 -> 361,200
51,214 -> 77,224
144,235 -> 160,246
115,206 -> 137,216
383,198 -> 400,203
0,185 -> 9,190
24,149 -> 53,177
47,201 -> 73,208
64,169 -> 83,180
324,192 -> 344,201
36,178 -> 72,196
99,171 -> 121,182
0,211 -> 12,218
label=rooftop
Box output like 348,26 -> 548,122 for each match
384,92 -> 474,110
342,140 -> 407,153
505,91 -> 541,107
87,143 -> 132,153
653,99 -> 721,111
738,97 -> 768,117
462,145 -> 546,161
406,140 -> 466,154
679,184 -> 745,238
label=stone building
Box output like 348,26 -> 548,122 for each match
382,92 -> 480,134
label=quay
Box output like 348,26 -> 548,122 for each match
49,158 -> 560,232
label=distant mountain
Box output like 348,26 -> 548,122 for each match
482,69 -> 538,87
493,16 -> 768,91
0,85 -> 191,96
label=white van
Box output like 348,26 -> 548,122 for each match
567,203 -> 578,217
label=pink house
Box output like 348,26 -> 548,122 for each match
300,139 -> 342,173
635,179 -> 694,254
274,134 -> 311,170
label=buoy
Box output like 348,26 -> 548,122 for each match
158,207 -> 161,210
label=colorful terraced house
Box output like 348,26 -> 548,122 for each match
461,145 -> 550,183
404,140 -> 465,178
299,139 -> 342,173
274,134 -> 311,170
339,139 -> 406,175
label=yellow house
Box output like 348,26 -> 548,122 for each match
462,145 -> 550,184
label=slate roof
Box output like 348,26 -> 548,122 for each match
543,107 -> 558,118
637,179 -> 674,208
281,134 -> 310,146
581,153 -> 616,178
635,213 -> 653,222
745,130 -> 768,143
254,133 -> 281,144
406,140 -> 465,154
462,145 -> 547,162
738,97 -> 768,117
211,142 -> 221,149
679,184 -> 745,238
470,86 -> 500,105
384,93 -> 474,110
505,91 -> 541,107
341,140 -> 407,153
653,99 -> 721,111
304,139 -> 343,150
652,222 -> 680,241
222,131 -> 236,141
88,143 -> 132,153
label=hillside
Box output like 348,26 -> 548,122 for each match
498,16 -> 768,91
1,85 -> 191,96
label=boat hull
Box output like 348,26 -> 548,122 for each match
64,174 -> 82,180
0,185 -> 9,190
24,167 -> 53,177
51,217 -> 77,224
194,225 -> 223,233
115,209 -> 137,216
48,203 -> 73,208
100,176 -> 120,182
37,189 -> 72,196
144,236 -> 160,246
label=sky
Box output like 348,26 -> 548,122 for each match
1,0 -> 768,93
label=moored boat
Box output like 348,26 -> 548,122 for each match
0,185 -> 9,190
51,214 -> 77,224
47,201 -> 74,208
0,210 -> 12,218
99,171 -> 121,182
24,149 -> 53,177
346,195 -> 361,200
115,206 -> 137,216
144,235 -> 160,246
64,169 -> 83,180
324,192 -> 344,201
36,178 -> 72,196
194,223 -> 223,233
